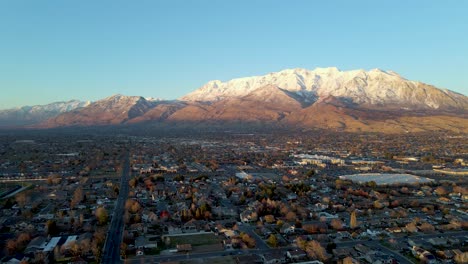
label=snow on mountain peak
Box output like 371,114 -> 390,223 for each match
0,99 -> 91,126
145,97 -> 163,102
180,67 -> 467,110
102,94 -> 144,103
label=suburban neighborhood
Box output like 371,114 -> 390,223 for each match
0,131 -> 467,263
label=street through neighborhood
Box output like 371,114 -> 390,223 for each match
101,153 -> 131,264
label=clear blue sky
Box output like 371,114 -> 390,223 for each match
1,0 -> 467,109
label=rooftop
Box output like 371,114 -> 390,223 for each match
339,173 -> 434,185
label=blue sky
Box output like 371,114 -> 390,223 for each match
1,0 -> 467,109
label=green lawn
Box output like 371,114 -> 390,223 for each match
168,233 -> 221,247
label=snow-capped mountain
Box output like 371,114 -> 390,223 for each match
181,67 -> 467,110
0,100 -> 90,126
2,67 -> 467,133
41,94 -> 157,127
145,97 -> 163,102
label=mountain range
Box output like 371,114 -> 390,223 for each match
0,100 -> 90,127
2,67 -> 467,133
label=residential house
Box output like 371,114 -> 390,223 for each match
240,209 -> 258,223
135,236 -> 157,250
25,236 -> 47,254
286,249 -> 307,261
280,223 -> 295,235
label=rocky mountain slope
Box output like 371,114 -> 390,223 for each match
181,67 -> 467,111
0,100 -> 89,127
40,94 -> 156,127
3,67 -> 467,133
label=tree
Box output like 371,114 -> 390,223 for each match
390,200 -> 401,208
400,187 -> 410,194
16,233 -> 31,251
125,199 -> 141,214
91,240 -> 101,260
6,240 -> 17,255
15,193 -> 29,208
453,185 -> 468,195
264,215 -> 275,224
195,208 -> 202,220
144,178 -> 154,191
276,220 -> 284,228
240,233 -> 256,248
164,236 -> 171,247
303,224 -> 319,234
296,237 -> 307,250
46,220 -> 59,236
434,186 -> 448,196
47,175 -> 61,185
94,230 -> 106,245
286,211 -> 297,222
33,253 -> 46,263
350,211 -> 358,229
69,241 -> 81,256
54,246 -> 62,260
419,222 -> 435,233
405,222 -> 418,233
295,219 -> 302,228
173,175 -> 184,182
134,214 -> 141,223
331,219 -> 344,230
305,240 -> 328,261
121,242 -> 128,259
124,211 -> 131,224
203,211 -> 212,220
128,178 -> 137,188
335,179 -> 344,189
455,252 -> 468,264
267,234 -> 278,247
71,186 -> 83,209
342,256 -> 354,264
95,207 -> 108,225
306,169 -> 315,177
80,238 -> 91,256
373,200 -> 384,209
91,230 -> 105,260
421,155 -> 436,163
79,213 -> 85,226
326,242 -> 336,253
367,181 -> 377,189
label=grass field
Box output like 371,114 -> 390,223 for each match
179,256 -> 236,264
0,187 -> 9,196
0,184 -> 23,198
168,233 -> 221,247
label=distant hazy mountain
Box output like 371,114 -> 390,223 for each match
4,67 -> 468,133
0,100 -> 90,127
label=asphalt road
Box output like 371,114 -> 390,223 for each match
238,223 -> 270,250
101,153 -> 131,264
